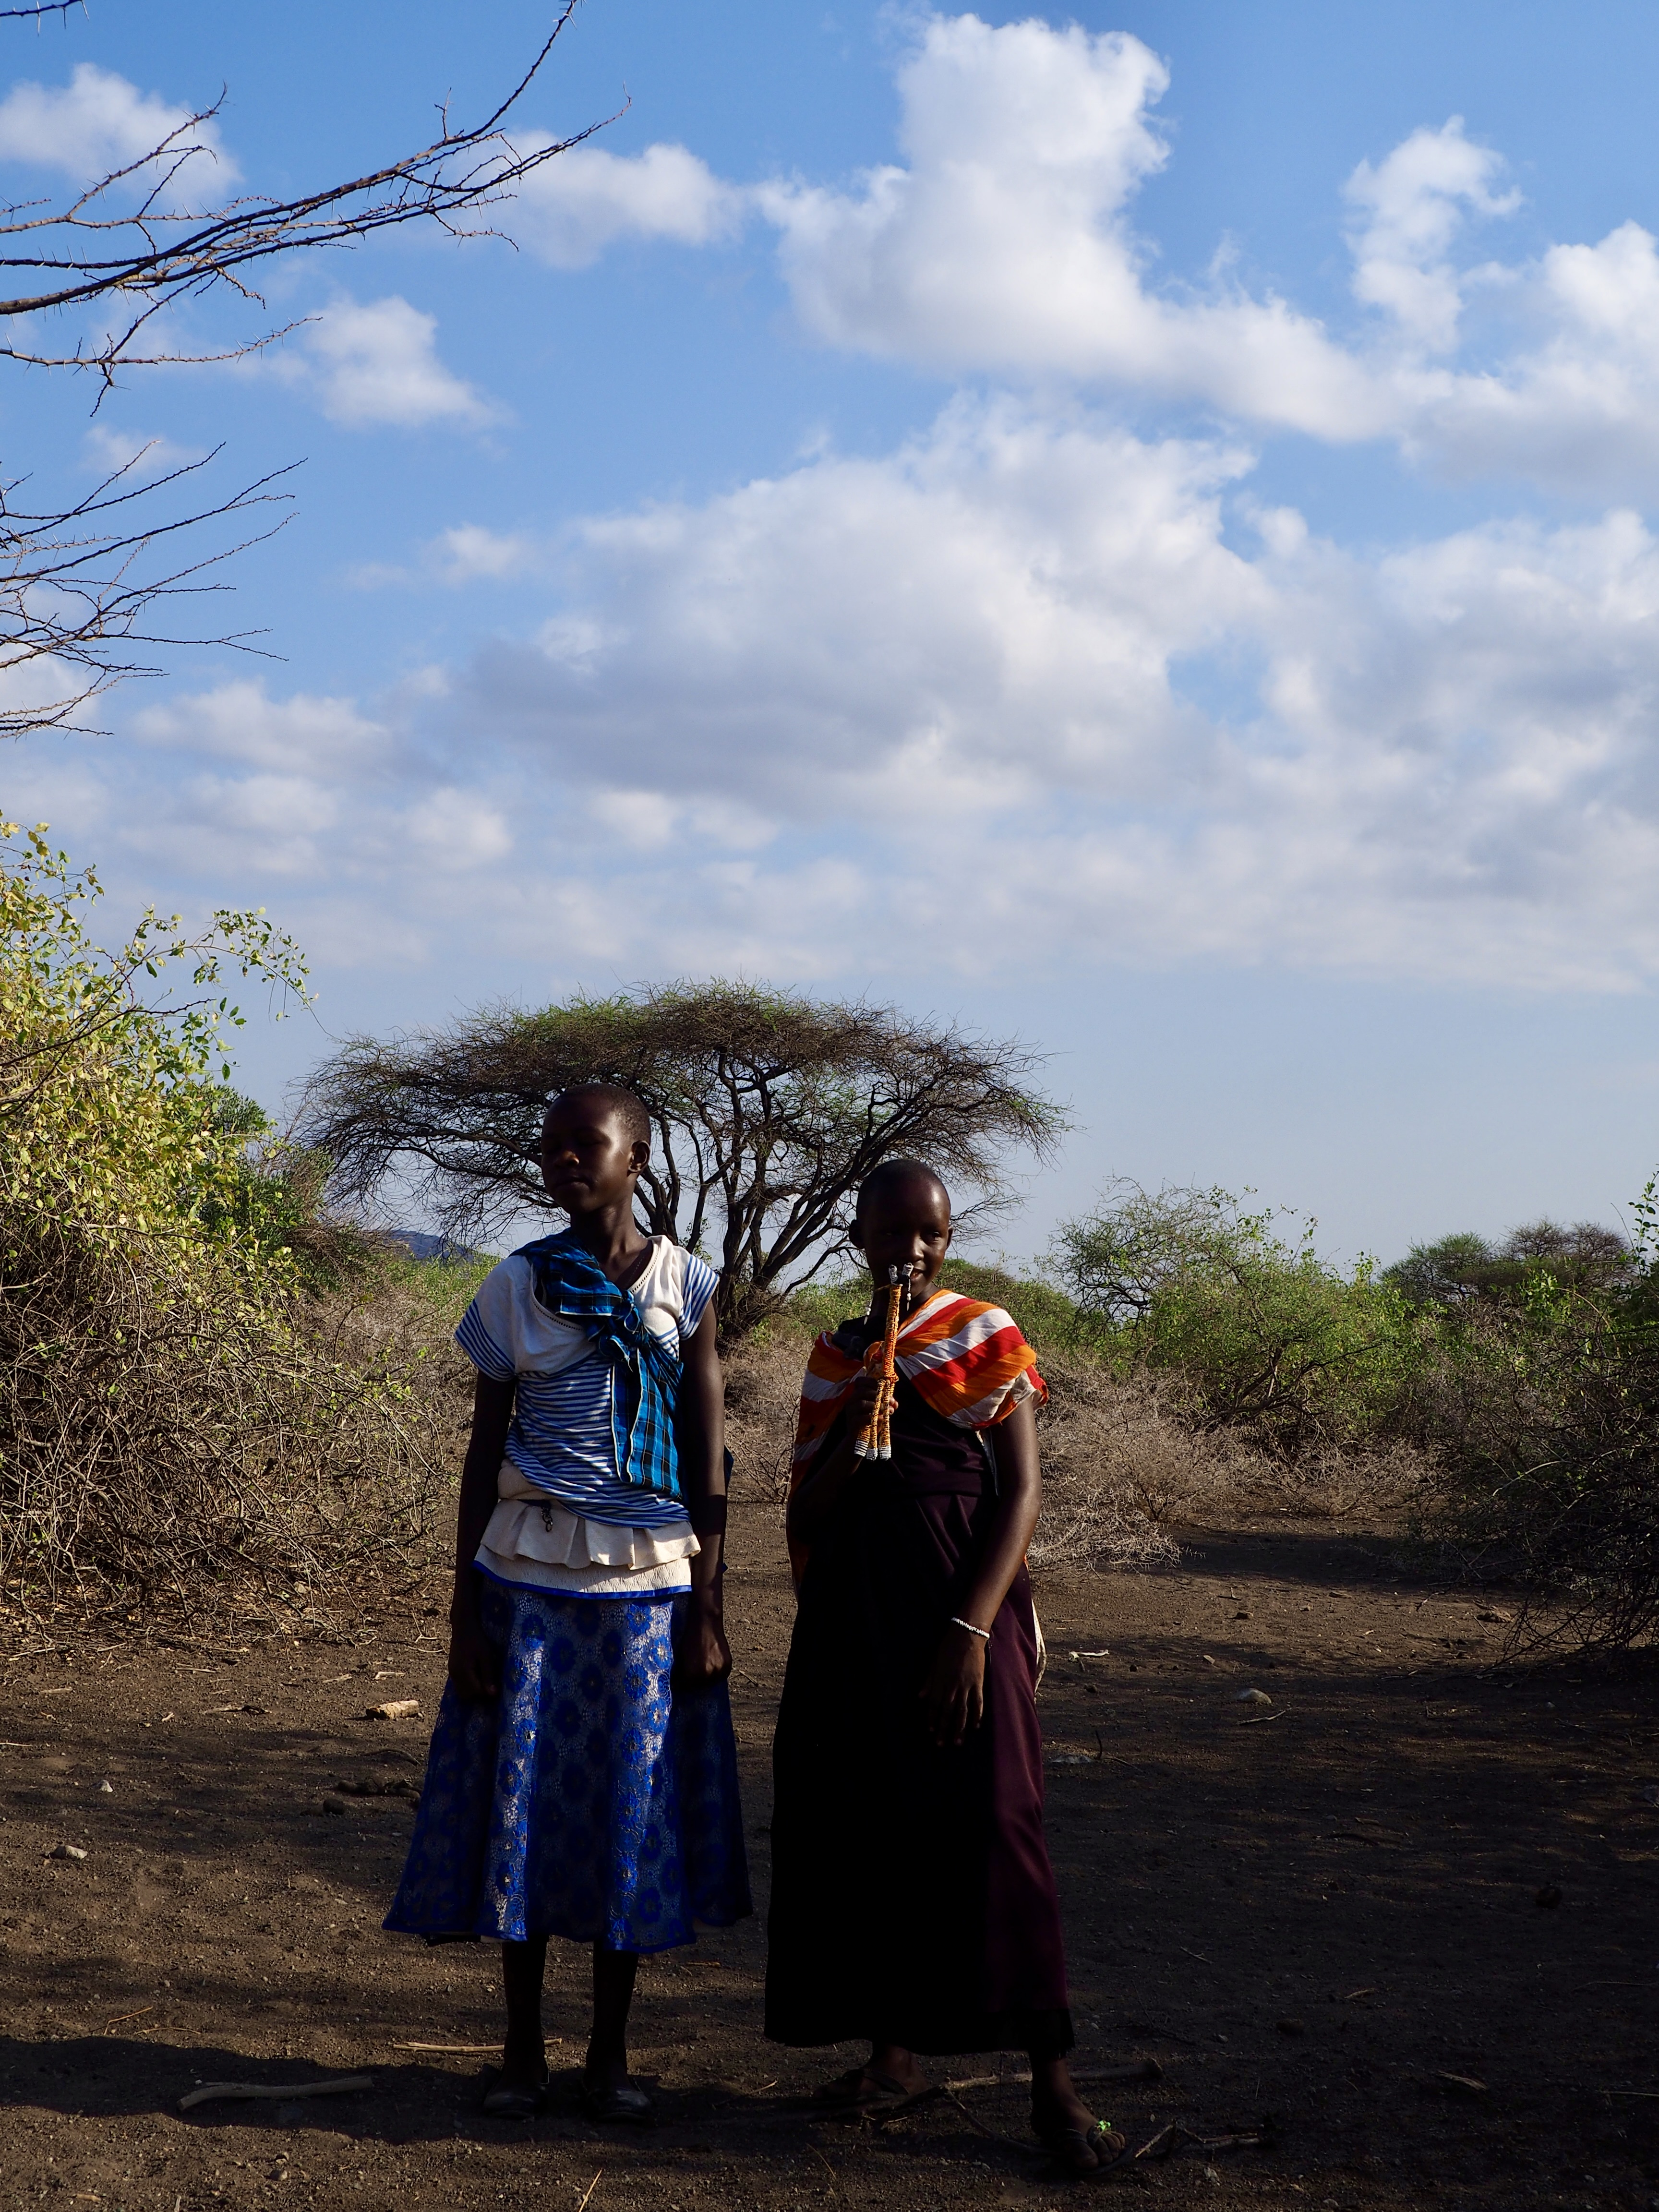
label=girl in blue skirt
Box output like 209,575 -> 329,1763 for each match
385,1082 -> 750,2121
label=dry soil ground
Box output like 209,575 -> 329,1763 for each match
2,1497 -> 1658,2212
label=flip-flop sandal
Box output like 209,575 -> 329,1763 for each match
810,2067 -> 938,2121
480,2067 -> 550,2119
580,2082 -> 654,2125
1036,2118 -> 1128,2178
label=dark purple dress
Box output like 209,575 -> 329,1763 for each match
765,1358 -> 1073,2058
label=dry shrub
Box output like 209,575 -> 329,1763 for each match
1030,1353 -> 1233,1571
721,1324 -> 1431,1572
723,1321 -> 817,1504
0,1218 -> 467,1624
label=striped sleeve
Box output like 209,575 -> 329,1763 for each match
680,1251 -> 719,1339
454,1261 -> 518,1381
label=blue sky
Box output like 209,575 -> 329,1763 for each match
10,0 -> 1659,1265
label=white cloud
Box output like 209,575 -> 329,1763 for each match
432,401 -> 1659,992
1344,119 -> 1519,350
0,62 -> 235,192
278,297 -> 498,431
132,681 -> 389,775
754,13 -> 1385,437
405,787 -> 513,868
66,399 -> 1659,993
725,13 -> 1659,493
349,524 -> 543,590
472,400 -> 1259,820
82,424 -> 206,478
511,140 -> 744,269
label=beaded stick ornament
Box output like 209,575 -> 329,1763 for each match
854,1263 -> 910,1460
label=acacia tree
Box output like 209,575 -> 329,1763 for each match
0,3 -> 601,738
297,983 -> 1066,1327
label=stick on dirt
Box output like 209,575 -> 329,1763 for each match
178,2073 -> 373,2113
944,2060 -> 1163,2092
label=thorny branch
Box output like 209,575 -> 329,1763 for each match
0,10 -> 604,735
0,3 -> 606,383
0,444 -> 293,739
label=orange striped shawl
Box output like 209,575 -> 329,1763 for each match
787,1290 -> 1046,1581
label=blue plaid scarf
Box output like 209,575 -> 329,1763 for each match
516,1231 -> 684,1504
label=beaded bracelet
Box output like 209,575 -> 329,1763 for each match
949,1615 -> 991,1641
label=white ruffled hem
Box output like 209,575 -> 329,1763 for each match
481,1496 -> 699,1570
476,1490 -> 698,1597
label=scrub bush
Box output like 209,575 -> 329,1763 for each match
0,823 -> 459,1621
1052,1182 -> 1425,1458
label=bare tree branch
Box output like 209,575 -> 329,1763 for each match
0,4 -> 611,383
0,445 -> 293,738
0,10 -> 607,735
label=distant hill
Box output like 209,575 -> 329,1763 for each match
380,1230 -> 493,1265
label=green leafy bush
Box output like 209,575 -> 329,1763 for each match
0,822 -> 457,1619
1052,1182 -> 1425,1457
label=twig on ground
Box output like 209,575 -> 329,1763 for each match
944,2089 -> 1033,2152
1135,2120 -> 1268,2160
103,2005 -> 154,2033
574,2173 -> 603,2212
390,2041 -> 499,2055
178,2072 -> 373,2112
945,2060 -> 1163,2092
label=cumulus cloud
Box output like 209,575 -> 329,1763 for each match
1344,119 -> 1519,351
410,403 -> 1659,992
133,681 -> 389,775
0,61 -> 235,192
511,140 -> 744,269
60,397 -> 1659,992
276,297 -> 498,430
492,12 -> 1645,495
82,424 -> 206,478
755,14 -> 1383,437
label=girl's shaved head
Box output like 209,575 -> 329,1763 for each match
546,1082 -> 650,1151
855,1156 -> 950,1224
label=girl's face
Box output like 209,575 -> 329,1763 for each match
851,1177 -> 953,1310
540,1101 -> 647,1216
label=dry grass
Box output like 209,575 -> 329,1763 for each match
721,1325 -> 1433,1573
0,1228 -> 471,1633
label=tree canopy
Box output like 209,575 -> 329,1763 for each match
296,982 -> 1065,1326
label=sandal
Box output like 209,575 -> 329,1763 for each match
480,2066 -> 550,2119
1035,2117 -> 1128,2177
580,2080 -> 654,2125
809,2066 -> 938,2121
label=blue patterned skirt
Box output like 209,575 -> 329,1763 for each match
384,1578 -> 751,1952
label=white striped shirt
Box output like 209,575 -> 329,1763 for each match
456,1238 -> 718,1530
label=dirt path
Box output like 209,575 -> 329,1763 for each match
2,1500 -> 1657,2211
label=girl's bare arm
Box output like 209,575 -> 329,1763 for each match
447,1372 -> 515,1700
675,1301 -> 733,1688
918,1395 -> 1042,1747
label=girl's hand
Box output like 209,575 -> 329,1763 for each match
846,1366 -> 883,1426
673,1595 -> 733,1692
447,1604 -> 499,1702
918,1621 -> 987,1748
